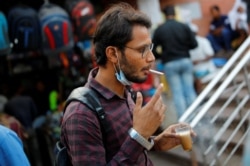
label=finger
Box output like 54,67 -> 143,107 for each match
154,95 -> 163,107
163,132 -> 179,138
158,104 -> 166,121
191,129 -> 197,137
179,123 -> 196,137
170,123 -> 189,133
134,91 -> 143,113
160,111 -> 165,122
179,122 -> 190,128
173,123 -> 196,137
160,103 -> 167,114
148,83 -> 163,105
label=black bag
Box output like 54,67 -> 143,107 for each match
8,5 -> 41,52
54,141 -> 70,166
65,0 -> 96,41
54,87 -> 108,166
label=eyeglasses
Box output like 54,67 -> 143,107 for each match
124,43 -> 154,58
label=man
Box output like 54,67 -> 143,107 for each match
0,124 -> 30,166
228,0 -> 249,49
152,5 -> 198,119
61,2 -> 195,165
206,5 -> 234,56
243,0 -> 250,31
242,127 -> 250,166
189,24 -> 218,93
4,82 -> 38,129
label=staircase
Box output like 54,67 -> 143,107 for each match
151,37 -> 250,166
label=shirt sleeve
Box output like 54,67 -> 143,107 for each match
186,26 -> 198,49
0,127 -> 30,166
62,102 -> 145,166
210,24 -> 216,31
202,38 -> 215,57
152,28 -> 162,59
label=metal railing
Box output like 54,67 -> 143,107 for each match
179,36 -> 250,166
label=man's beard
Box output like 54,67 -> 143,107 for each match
119,52 -> 148,84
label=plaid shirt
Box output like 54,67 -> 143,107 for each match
61,68 -> 153,166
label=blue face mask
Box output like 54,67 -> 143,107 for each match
114,51 -> 131,86
115,70 -> 131,86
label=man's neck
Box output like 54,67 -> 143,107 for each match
95,67 -> 126,98
166,15 -> 175,20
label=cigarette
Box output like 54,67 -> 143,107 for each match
149,69 -> 164,75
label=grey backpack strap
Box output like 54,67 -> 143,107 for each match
65,87 -> 105,121
55,87 -> 109,166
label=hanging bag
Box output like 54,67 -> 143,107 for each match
65,0 -> 96,41
8,5 -> 41,53
38,3 -> 74,55
0,11 -> 11,55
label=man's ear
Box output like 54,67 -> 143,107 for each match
106,46 -> 118,63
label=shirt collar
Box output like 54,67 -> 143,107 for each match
86,67 -> 131,100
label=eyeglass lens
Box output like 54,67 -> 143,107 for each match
142,43 -> 154,58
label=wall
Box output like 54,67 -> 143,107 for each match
160,0 -> 236,36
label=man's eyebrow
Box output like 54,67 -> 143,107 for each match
136,43 -> 152,48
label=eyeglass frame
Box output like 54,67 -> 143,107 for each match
123,43 -> 154,58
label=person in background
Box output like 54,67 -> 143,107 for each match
152,5 -> 198,119
31,79 -> 50,116
189,23 -> 218,94
4,82 -> 38,129
243,0 -> 250,31
0,124 -> 30,166
242,129 -> 250,166
206,5 -> 234,57
228,0 -> 249,49
60,2 -> 195,165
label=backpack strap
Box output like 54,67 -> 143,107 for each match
55,87 -> 109,166
64,86 -> 110,133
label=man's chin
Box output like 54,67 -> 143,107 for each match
130,77 -> 147,84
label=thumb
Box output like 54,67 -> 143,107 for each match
134,91 -> 143,111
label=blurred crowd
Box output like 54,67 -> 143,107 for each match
0,0 -> 249,165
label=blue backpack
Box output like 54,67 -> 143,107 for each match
0,11 -> 11,55
38,3 -> 74,55
8,6 -> 41,53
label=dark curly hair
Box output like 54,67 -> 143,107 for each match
93,2 -> 152,66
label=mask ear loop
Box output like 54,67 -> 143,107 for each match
117,56 -> 122,72
113,49 -> 122,74
113,63 -> 119,74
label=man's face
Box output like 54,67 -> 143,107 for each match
237,6 -> 244,13
118,25 -> 155,83
211,8 -> 220,19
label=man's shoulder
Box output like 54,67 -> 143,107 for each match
0,125 -> 20,143
172,20 -> 191,31
156,20 -> 186,30
154,22 -> 165,32
63,101 -> 95,121
221,15 -> 228,19
197,35 -> 209,42
0,125 -> 9,138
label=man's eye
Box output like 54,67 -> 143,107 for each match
139,47 -> 146,53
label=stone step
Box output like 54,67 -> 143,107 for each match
154,66 -> 249,165
203,68 -> 250,94
196,102 -> 248,148
151,140 -> 243,166
149,144 -> 204,166
206,102 -> 249,122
